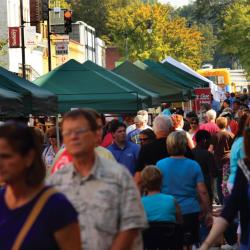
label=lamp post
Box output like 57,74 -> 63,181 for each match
124,19 -> 153,60
20,0 -> 26,79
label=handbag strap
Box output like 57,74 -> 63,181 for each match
12,187 -> 58,250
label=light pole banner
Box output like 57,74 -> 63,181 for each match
24,26 -> 36,47
8,27 -> 20,48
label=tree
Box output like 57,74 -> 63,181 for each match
0,39 -> 8,67
70,0 -> 138,36
177,0 -> 238,68
107,3 -> 204,69
220,0 -> 250,74
49,0 -> 71,9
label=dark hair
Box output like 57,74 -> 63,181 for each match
235,114 -> 249,139
62,109 -> 98,131
223,99 -> 230,106
0,121 -> 46,187
175,108 -> 184,116
46,126 -> 62,141
109,120 -> 126,133
233,100 -> 241,106
230,93 -> 235,98
140,129 -> 156,141
186,111 -> 198,119
190,117 -> 199,125
195,130 -> 211,149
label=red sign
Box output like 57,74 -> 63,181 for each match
194,88 -> 211,112
8,27 -> 20,48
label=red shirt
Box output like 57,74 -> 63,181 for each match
199,122 -> 219,135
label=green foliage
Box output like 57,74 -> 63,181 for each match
177,0 -> 239,68
49,0 -> 71,9
198,24 -> 218,63
107,3 -> 204,69
70,0 -> 138,36
220,0 -> 250,74
0,39 -> 7,56
0,39 -> 7,67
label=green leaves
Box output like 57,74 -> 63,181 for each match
220,0 -> 250,73
107,3 -> 204,69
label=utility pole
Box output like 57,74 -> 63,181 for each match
47,8 -> 52,71
20,0 -> 26,79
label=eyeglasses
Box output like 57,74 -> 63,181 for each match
62,127 -> 91,138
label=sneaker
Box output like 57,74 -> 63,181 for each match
221,243 -> 238,250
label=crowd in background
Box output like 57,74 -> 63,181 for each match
0,89 -> 250,250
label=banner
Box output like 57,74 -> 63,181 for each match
8,27 -> 20,48
24,26 -> 36,47
194,88 -> 211,112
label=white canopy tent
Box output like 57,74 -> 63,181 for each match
162,57 -> 224,102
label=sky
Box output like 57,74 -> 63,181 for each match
158,0 -> 190,8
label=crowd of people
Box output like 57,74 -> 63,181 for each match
0,90 -> 250,250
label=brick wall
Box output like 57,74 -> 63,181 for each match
105,46 -> 121,70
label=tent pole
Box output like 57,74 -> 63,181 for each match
56,114 -> 60,148
182,102 -> 184,111
189,100 -> 192,111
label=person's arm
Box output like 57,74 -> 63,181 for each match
54,222 -> 82,250
186,132 -> 195,149
133,171 -> 142,189
197,182 -> 212,225
174,200 -> 183,224
111,229 -> 139,250
199,217 -> 228,250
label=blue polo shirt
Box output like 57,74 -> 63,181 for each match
108,141 -> 140,175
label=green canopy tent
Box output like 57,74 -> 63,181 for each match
34,59 -> 150,113
161,60 -> 208,88
113,61 -> 188,102
141,60 -> 195,98
0,87 -> 24,117
82,60 -> 161,106
0,66 -> 57,115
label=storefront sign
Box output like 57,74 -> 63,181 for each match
8,27 -> 20,48
194,88 -> 211,112
55,42 -> 68,55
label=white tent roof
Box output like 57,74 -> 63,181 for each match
161,57 -> 224,101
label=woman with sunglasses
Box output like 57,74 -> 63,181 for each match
139,129 -> 156,146
188,117 -> 199,142
200,115 -> 250,250
0,122 -> 81,250
42,127 -> 61,170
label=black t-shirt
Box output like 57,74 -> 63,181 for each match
136,137 -> 194,172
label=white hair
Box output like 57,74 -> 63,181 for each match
134,115 -> 145,124
137,110 -> 148,123
206,109 -> 217,121
153,115 -> 173,134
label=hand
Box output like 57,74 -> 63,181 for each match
205,212 -> 213,227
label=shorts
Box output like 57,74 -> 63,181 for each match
182,212 -> 200,245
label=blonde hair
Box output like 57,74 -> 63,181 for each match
167,131 -> 187,156
216,117 -> 228,129
141,165 -> 162,191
